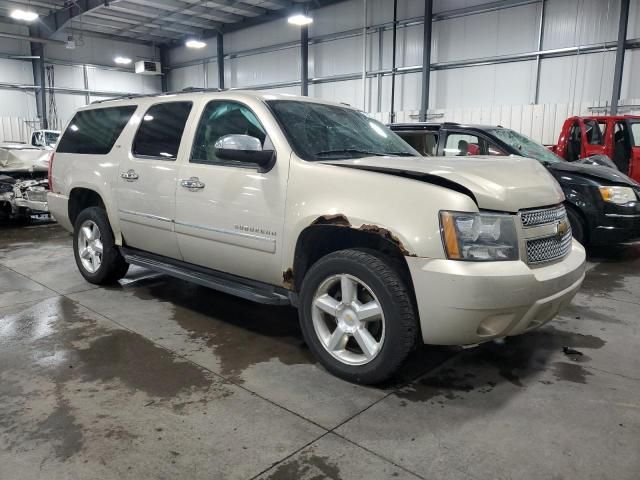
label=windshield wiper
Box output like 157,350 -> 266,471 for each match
315,149 -> 409,158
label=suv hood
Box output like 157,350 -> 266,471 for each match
323,155 -> 564,212
546,160 -> 639,186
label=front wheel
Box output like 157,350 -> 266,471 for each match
73,207 -> 129,284
566,206 -> 586,246
299,249 -> 418,384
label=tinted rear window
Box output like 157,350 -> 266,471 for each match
57,106 -> 137,155
132,102 -> 192,159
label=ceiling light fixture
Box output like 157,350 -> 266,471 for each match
186,39 -> 206,49
10,9 -> 39,22
287,13 -> 313,26
114,56 -> 132,65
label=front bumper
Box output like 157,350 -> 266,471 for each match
46,192 -> 72,231
407,240 -> 586,345
590,212 -> 640,245
13,197 -> 49,213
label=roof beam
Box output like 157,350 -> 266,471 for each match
40,0 -> 124,37
106,3 -> 221,29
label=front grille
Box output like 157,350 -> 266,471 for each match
526,229 -> 573,264
520,205 -> 566,228
25,189 -> 48,202
520,204 -> 572,264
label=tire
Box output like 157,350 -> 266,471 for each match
566,206 -> 586,246
73,206 -> 129,284
299,249 -> 418,384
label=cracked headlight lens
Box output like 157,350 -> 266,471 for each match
440,211 -> 519,261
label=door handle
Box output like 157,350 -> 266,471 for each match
120,169 -> 139,181
180,177 -> 205,190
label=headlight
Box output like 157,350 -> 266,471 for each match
599,186 -> 637,204
440,211 -> 519,261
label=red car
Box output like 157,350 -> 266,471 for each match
551,115 -> 640,182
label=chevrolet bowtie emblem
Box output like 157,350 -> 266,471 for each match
557,219 -> 569,238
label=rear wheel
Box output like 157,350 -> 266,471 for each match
73,207 -> 129,284
299,249 -> 418,384
566,206 -> 585,245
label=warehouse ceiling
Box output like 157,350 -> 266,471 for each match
0,0 -> 344,45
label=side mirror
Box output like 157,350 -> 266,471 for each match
214,134 -> 275,169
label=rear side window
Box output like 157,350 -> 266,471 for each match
397,132 -> 438,156
133,102 -> 192,159
57,106 -> 136,154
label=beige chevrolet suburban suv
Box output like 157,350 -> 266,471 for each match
48,91 -> 586,384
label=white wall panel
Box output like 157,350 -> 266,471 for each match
0,24 -> 31,56
542,0 -> 620,49
169,38 -> 218,66
225,19 -> 298,53
628,0 -> 640,39
433,0 -> 513,13
0,90 -> 36,118
51,93 -> 88,125
44,36 -> 159,68
311,1 -> 367,37
621,49 -> 640,100
537,51 -> 615,104
168,64 -> 205,91
0,58 -> 33,84
259,86 -> 300,96
227,49 -> 299,87
309,79 -> 365,109
47,64 -> 85,90
432,3 -> 539,63
87,67 -> 161,94
311,36 -> 365,77
431,60 -> 536,109
205,61 -> 219,89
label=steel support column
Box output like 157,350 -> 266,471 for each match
419,0 -> 433,122
611,0 -> 630,114
301,25 -> 309,96
390,0 -> 398,123
533,0 -> 545,103
29,27 -> 47,129
159,46 -> 169,93
217,32 -> 225,90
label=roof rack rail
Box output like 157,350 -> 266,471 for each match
91,87 -> 225,104
442,121 -> 460,126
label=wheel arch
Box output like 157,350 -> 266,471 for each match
288,221 -> 417,304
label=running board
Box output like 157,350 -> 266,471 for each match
120,248 -> 291,306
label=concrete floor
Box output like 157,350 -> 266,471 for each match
0,220 -> 638,480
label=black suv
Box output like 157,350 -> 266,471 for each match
390,122 -> 640,246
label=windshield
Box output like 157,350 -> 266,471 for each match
45,132 -> 60,145
488,128 -> 562,164
267,100 -> 420,161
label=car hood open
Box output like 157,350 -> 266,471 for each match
322,155 -> 564,212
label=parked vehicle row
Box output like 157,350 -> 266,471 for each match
48,91 -> 586,384
391,122 -> 640,247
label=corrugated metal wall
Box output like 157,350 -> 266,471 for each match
165,0 -> 640,148
0,23 -> 161,142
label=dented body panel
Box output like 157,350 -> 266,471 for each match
281,157 -> 478,268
